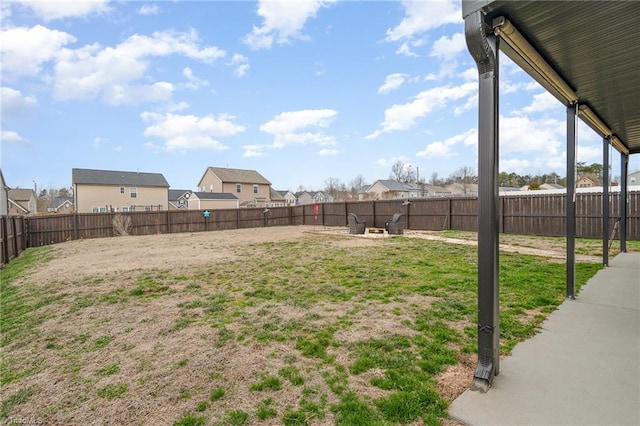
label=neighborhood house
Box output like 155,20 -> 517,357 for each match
72,168 -> 169,213
197,167 -> 272,208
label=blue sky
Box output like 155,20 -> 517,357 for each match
2,0 -> 637,193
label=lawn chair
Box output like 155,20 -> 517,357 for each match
385,213 -> 405,235
347,213 -> 366,234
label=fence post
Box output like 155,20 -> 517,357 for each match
11,216 -> 18,257
372,201 -> 376,228
447,198 -> 452,230
499,197 -> 505,234
2,217 -> 8,266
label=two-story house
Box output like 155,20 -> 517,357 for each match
8,188 -> 37,216
72,168 -> 169,213
197,167 -> 272,208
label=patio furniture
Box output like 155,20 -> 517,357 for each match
347,213 -> 366,234
385,213 -> 405,235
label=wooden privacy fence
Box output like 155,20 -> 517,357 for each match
10,190 -> 640,252
1,216 -> 27,268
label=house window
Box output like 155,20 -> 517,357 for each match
92,206 -> 107,213
122,206 -> 135,212
130,187 -> 137,198
210,184 -> 214,192
120,187 -> 125,194
144,206 -> 151,212
236,184 -> 242,193
253,185 -> 259,194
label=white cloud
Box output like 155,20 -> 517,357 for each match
500,115 -> 564,156
243,0 -> 336,50
12,0 -> 110,21
182,67 -> 210,90
53,29 -> 226,104
141,111 -> 245,151
1,25 -> 76,78
138,4 -> 159,16
577,144 -> 602,164
260,109 -> 337,136
318,148 -> 338,156
430,32 -> 465,61
395,42 -> 419,57
367,82 -> 476,139
1,130 -> 29,144
103,82 -> 174,105
374,156 -> 410,170
378,73 -> 408,94
520,91 -> 562,115
416,128 -> 476,159
385,0 -> 461,42
500,158 -> 531,174
245,109 -> 338,157
460,67 -> 478,82
242,144 -> 266,158
229,54 -> 249,78
1,87 -> 37,115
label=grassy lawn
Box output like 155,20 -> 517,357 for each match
438,230 -> 640,257
0,231 -> 604,425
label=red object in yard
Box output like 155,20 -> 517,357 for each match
313,202 -> 318,220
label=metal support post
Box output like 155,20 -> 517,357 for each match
620,153 -> 628,253
602,137 -> 610,266
566,104 -> 576,299
465,10 -> 500,390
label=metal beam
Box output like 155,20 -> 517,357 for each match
603,138 -> 610,266
465,10 -> 500,390
566,105 -> 576,299
620,153 -> 628,253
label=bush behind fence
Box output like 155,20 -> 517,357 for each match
2,191 -> 638,267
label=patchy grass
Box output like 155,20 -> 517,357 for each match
0,230 -> 605,425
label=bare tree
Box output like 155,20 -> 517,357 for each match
429,172 -> 440,186
348,174 -> 367,198
390,160 -> 416,183
324,177 -> 347,200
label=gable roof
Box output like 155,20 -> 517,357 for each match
54,196 -> 73,208
372,180 -> 413,192
204,167 -> 271,185
72,168 -> 169,187
270,188 -> 285,201
8,188 -> 35,201
169,189 -> 191,201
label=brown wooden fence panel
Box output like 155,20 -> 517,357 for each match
1,216 -> 27,267
322,202 -> 346,227
451,197 -> 477,231
408,199 -> 449,230
28,214 -> 75,246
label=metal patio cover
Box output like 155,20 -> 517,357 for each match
463,0 -> 640,155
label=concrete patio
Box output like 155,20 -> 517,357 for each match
449,252 -> 640,426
